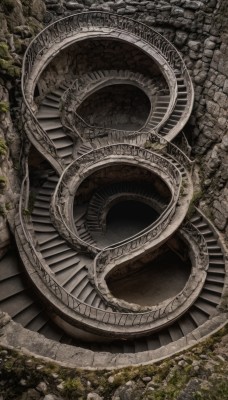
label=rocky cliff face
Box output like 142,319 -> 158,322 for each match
0,0 -> 46,257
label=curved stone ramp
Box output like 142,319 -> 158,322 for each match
2,208 -> 227,367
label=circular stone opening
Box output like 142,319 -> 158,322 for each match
107,250 -> 191,307
77,84 -> 151,130
104,200 -> 158,245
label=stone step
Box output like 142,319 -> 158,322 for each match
39,118 -> 63,131
199,291 -> 221,306
46,249 -> 77,266
194,299 -> 217,316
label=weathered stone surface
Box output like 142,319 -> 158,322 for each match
87,393 -> 103,400
31,0 -> 46,22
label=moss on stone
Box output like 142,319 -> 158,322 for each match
0,58 -> 21,78
0,42 -> 11,60
0,101 -> 9,114
0,175 -> 7,189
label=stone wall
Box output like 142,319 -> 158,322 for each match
77,84 -> 151,130
44,0 -> 228,241
0,0 -> 46,257
37,39 -> 163,99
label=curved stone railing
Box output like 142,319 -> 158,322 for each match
50,144 -> 182,254
21,11 -> 194,171
148,132 -> 194,172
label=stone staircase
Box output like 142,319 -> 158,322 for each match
0,11 -> 227,368
36,85 -> 75,165
1,207 -> 226,356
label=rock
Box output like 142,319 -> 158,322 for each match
142,376 -> 151,382
174,30 -> 188,47
171,7 -> 184,17
188,40 -> 201,52
20,389 -> 41,400
204,49 -> 214,58
65,1 -> 84,10
36,381 -> 48,393
178,360 -> 188,367
112,381 -> 142,400
13,25 -> 33,38
43,395 -> 63,400
184,0 -> 202,10
87,393 -> 103,400
195,71 -> 207,84
206,100 -> 220,117
57,382 -> 64,391
204,38 -> 216,50
223,79 -> 228,94
30,0 -> 46,22
112,0 -> 125,9
20,379 -> 27,386
177,378 -> 201,400
215,74 -> 226,87
214,92 -> 227,108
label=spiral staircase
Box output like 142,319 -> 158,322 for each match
0,12 -> 227,368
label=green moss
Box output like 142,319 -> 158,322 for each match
63,377 -> 85,397
0,42 -> 11,60
0,58 -> 21,78
0,175 -> 7,189
0,102 -> 9,114
194,379 -> 228,400
0,138 -> 8,156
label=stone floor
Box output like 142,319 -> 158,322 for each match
107,250 -> 191,306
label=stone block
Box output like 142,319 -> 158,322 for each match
184,0 -> 203,10
171,7 -> 184,17
204,49 -> 214,58
215,74 -> 226,87
214,91 -> 227,108
223,79 -> 228,94
204,38 -> 216,50
188,40 -> 201,52
206,100 -> 220,117
174,30 -> 188,47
